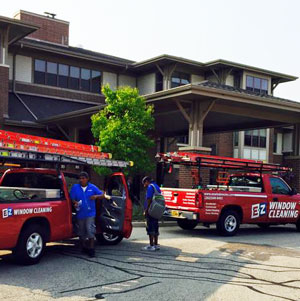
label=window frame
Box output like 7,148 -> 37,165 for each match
171,72 -> 190,88
244,129 -> 267,148
245,75 -> 269,94
33,58 -> 102,94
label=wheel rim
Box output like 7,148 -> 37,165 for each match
224,215 -> 237,232
102,232 -> 119,242
26,232 -> 43,258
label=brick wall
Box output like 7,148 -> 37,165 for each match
203,132 -> 233,157
15,11 -> 69,45
283,157 -> 300,191
0,65 -> 9,123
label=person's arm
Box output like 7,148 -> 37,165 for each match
70,185 -> 79,208
90,186 -> 112,200
145,185 -> 154,216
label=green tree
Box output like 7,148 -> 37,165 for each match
91,85 -> 155,176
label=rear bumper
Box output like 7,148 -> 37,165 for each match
164,209 -> 198,220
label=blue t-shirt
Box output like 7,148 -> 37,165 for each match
144,181 -> 161,210
70,183 -> 103,219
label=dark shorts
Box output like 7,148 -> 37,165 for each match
77,217 -> 96,239
146,215 -> 159,236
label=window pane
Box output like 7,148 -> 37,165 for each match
58,76 -> 68,88
34,71 -> 45,84
244,131 -> 252,146
254,77 -> 261,93
70,66 -> 80,78
270,178 -> 290,195
156,72 -> 163,92
47,62 -> 57,74
259,129 -> 266,137
261,79 -> 268,91
273,133 -> 277,153
35,59 -> 46,72
259,136 -> 266,148
181,79 -> 190,85
59,64 -> 69,76
91,70 -> 101,93
252,135 -> 259,147
246,76 -> 253,89
172,77 -> 180,84
81,68 -> 91,91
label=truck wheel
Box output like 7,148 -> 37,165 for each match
96,232 -> 123,245
13,224 -> 46,265
177,219 -> 198,230
296,219 -> 300,232
217,210 -> 240,236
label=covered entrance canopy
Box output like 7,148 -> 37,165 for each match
145,81 -> 300,152
38,81 -> 300,154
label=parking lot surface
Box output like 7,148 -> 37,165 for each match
1,224 -> 300,301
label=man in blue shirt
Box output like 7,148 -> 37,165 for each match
70,171 -> 107,257
142,176 -> 161,251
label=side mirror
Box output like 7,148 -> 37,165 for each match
290,188 -> 298,195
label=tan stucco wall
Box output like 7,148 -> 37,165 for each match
191,74 -> 205,83
137,73 -> 155,95
103,72 -> 117,90
119,75 -> 136,88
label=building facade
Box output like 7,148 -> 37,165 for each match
1,10 -> 300,189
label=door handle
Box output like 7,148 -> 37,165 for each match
273,197 -> 278,202
174,193 -> 179,196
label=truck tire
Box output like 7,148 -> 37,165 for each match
177,219 -> 198,230
217,210 -> 240,236
13,224 -> 46,265
96,232 -> 123,245
296,219 -> 300,232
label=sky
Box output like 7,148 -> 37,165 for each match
3,0 -> 300,101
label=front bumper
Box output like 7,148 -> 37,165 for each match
163,209 -> 198,220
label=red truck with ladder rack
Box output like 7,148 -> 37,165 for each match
0,130 -> 133,264
157,152 -> 300,236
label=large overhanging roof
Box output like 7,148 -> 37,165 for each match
0,15 -> 38,45
132,54 -> 297,83
145,82 -> 300,135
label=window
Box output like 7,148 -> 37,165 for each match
229,175 -> 263,189
244,129 -> 267,148
246,75 -> 268,94
273,132 -> 283,154
91,70 -> 101,93
270,177 -> 290,195
107,176 -> 125,198
171,72 -> 190,88
58,64 -> 69,88
70,66 -> 80,90
34,59 -> 46,84
34,59 -> 101,93
0,172 -> 63,202
233,132 -> 239,146
156,72 -> 163,92
46,62 -> 58,86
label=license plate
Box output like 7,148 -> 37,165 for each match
171,210 -> 180,217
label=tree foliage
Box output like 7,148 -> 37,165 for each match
91,85 -> 155,175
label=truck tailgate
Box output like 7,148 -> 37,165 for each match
161,188 -> 199,210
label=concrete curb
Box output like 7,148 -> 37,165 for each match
132,220 -> 177,228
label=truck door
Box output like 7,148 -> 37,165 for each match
267,177 -> 299,223
97,173 -> 132,238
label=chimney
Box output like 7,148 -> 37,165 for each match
14,10 -> 69,45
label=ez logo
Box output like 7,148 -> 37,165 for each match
251,203 -> 267,219
2,208 -> 13,219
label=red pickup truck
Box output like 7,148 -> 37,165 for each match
0,168 -> 132,264
158,152 -> 300,236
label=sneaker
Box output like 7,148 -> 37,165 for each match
154,245 -> 160,250
141,245 -> 156,251
88,249 -> 95,258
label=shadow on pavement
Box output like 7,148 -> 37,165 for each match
0,227 -> 300,300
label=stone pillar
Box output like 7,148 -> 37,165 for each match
283,157 -> 300,192
178,146 -> 212,188
0,65 -> 9,123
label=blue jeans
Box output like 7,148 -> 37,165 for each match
146,215 -> 159,236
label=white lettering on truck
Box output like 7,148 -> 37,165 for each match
268,202 -> 298,219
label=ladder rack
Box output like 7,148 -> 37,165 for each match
0,130 -> 132,168
156,152 -> 291,172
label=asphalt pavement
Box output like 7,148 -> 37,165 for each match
1,223 -> 300,301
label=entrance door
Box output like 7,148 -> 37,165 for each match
97,173 -> 132,238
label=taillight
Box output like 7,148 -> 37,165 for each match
195,192 -> 204,208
